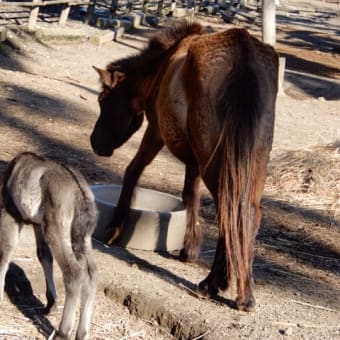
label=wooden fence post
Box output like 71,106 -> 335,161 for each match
59,4 -> 71,26
84,0 -> 96,24
262,0 -> 276,46
157,0 -> 164,16
28,0 -> 40,31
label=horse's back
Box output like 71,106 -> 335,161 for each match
186,28 -> 278,94
183,28 -> 278,162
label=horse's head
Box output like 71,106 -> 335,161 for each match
90,66 -> 145,157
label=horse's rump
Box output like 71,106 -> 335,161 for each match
184,28 -> 278,161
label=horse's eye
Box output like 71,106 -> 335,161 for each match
98,89 -> 109,103
98,92 -> 104,102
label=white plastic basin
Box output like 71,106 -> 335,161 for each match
91,184 -> 187,251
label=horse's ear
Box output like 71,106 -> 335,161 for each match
111,71 -> 126,88
93,66 -> 126,89
93,66 -> 113,88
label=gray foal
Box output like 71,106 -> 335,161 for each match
0,152 -> 98,340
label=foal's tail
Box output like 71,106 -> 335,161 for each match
217,41 -> 263,297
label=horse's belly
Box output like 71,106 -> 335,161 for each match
161,111 -> 195,164
157,80 -> 196,163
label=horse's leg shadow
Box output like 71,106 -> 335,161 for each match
4,262 -> 55,337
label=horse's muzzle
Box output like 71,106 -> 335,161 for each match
90,134 -> 114,157
92,147 -> 114,157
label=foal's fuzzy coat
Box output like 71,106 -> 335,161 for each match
0,152 -> 98,340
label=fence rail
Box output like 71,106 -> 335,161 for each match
0,0 -> 90,7
0,0 -> 93,30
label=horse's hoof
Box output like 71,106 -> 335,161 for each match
235,295 -> 255,312
198,277 -> 218,297
44,300 -> 57,315
178,248 -> 198,263
49,330 -> 68,340
105,228 -> 121,246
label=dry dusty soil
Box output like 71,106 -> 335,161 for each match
0,0 -> 339,339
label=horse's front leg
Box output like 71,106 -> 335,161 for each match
179,165 -> 202,262
106,125 -> 164,245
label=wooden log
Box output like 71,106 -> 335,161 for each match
59,4 -> 71,26
28,0 -> 40,31
84,0 -> 96,24
0,27 -> 6,42
0,0 -> 90,7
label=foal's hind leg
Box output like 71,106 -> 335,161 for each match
179,165 -> 202,262
53,254 -> 83,339
33,225 -> 57,314
76,245 -> 97,340
44,225 -> 83,339
0,210 -> 21,302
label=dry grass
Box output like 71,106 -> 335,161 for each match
266,142 -> 340,222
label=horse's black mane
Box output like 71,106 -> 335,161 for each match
107,21 -> 205,76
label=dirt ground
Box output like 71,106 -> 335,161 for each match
0,0 -> 339,339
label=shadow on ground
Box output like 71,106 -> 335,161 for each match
5,263 -> 54,337
93,190 -> 340,311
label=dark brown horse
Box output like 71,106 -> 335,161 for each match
91,22 -> 278,311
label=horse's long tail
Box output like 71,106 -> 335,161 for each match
217,43 -> 262,297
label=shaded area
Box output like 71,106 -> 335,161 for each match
199,194 -> 339,308
278,29 -> 340,54
0,83 -> 121,184
284,69 -> 340,100
94,240 -> 235,311
94,189 -> 340,311
279,50 -> 340,80
0,35 -> 29,73
259,200 -> 339,274
0,41 -> 99,95
4,263 -> 54,337
276,13 -> 340,38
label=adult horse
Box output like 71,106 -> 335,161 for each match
91,21 -> 278,311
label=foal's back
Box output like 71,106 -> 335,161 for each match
3,152 -> 96,235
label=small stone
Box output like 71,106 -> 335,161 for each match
279,327 -> 293,336
130,262 -> 139,269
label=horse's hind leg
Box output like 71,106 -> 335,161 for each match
198,235 -> 228,297
76,247 -> 97,340
235,163 -> 267,312
179,165 -> 202,262
0,209 -> 21,302
235,202 -> 261,312
196,166 -> 229,296
33,225 -> 57,314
